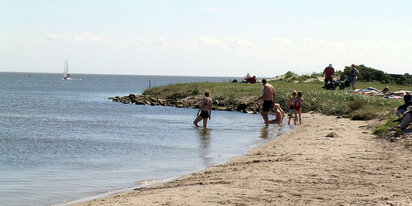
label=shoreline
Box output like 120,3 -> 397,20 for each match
60,118 -> 290,206
72,113 -> 412,205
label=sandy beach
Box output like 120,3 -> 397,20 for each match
73,113 -> 412,206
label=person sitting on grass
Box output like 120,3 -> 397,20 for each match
193,90 -> 213,128
294,91 -> 304,125
269,103 -> 284,125
245,75 -> 257,83
397,93 -> 412,117
400,106 -> 412,131
287,91 -> 297,125
381,86 -> 390,94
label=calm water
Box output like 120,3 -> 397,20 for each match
0,72 -> 288,206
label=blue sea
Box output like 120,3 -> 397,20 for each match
0,72 -> 288,206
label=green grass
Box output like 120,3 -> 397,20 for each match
373,115 -> 399,136
143,82 -> 262,100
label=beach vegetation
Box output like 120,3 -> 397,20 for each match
373,115 -> 399,136
337,64 -> 412,85
281,71 -> 322,83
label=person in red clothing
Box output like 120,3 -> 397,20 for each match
322,64 -> 335,89
245,75 -> 257,83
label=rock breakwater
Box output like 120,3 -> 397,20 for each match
109,94 -> 262,114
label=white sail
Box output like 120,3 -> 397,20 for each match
63,59 -> 70,79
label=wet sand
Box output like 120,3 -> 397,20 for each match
73,113 -> 412,205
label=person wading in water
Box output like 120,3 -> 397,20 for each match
256,79 -> 276,126
193,90 -> 213,128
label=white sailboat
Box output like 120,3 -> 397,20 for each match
63,59 -> 71,80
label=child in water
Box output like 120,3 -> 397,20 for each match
287,91 -> 297,125
294,91 -> 304,125
269,103 -> 284,125
193,90 -> 213,128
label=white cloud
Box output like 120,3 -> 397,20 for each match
44,33 -> 167,48
47,32 -> 109,43
304,38 -> 357,52
270,37 -> 292,44
197,36 -> 255,49
197,36 -> 226,48
227,37 -> 256,48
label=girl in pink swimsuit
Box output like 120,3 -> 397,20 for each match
294,91 -> 304,125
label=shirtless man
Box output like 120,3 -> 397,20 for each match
193,90 -> 213,128
256,79 -> 276,126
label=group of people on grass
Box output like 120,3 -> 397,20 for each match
193,78 -> 303,128
323,64 -> 359,91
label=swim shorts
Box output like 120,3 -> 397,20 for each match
262,100 -> 273,112
288,105 -> 295,114
200,110 -> 210,118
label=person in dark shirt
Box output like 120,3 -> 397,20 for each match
397,93 -> 412,117
400,106 -> 412,130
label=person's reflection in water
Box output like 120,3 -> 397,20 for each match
260,125 -> 284,139
197,128 -> 212,167
260,126 -> 269,139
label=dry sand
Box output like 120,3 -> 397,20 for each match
74,113 -> 412,206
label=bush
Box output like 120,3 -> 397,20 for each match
340,65 -> 412,84
284,71 -> 296,79
350,109 -> 376,120
348,99 -> 364,111
191,88 -> 200,95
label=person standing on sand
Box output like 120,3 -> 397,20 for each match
256,79 -> 276,126
294,91 -> 304,125
322,64 -> 335,89
287,91 -> 297,125
193,90 -> 213,128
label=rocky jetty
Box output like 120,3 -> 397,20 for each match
108,94 -> 262,114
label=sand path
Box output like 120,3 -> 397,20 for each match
75,113 -> 412,206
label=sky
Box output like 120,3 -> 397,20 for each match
1,0 -> 411,77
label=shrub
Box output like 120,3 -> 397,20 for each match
350,109 -> 376,120
284,71 -> 296,79
348,99 -> 364,111
191,88 -> 200,95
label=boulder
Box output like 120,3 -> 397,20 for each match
326,132 -> 339,138
135,100 -> 145,105
236,102 -> 249,111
